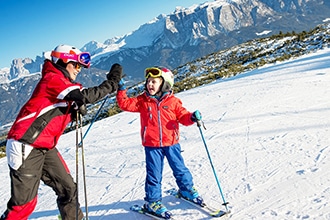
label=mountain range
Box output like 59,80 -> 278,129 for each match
0,0 -> 330,126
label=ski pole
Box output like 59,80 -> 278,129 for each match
80,95 -> 109,143
80,73 -> 127,142
75,111 -> 80,220
79,113 -> 89,219
196,120 -> 229,212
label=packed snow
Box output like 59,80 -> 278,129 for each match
0,48 -> 329,219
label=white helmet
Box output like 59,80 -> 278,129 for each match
51,44 -> 91,68
145,66 -> 174,92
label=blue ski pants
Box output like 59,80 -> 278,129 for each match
144,143 -> 194,203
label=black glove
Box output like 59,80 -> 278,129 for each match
191,110 -> 202,122
72,102 -> 87,116
107,63 -> 122,83
78,104 -> 87,116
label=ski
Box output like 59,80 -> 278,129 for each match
166,188 -> 230,218
130,204 -> 175,220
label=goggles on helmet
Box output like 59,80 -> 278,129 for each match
51,51 -> 91,68
145,67 -> 163,78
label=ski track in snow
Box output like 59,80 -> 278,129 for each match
0,48 -> 330,219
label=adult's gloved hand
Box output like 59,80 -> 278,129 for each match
78,104 -> 87,116
118,78 -> 126,90
191,110 -> 202,122
107,63 -> 122,82
72,102 -> 87,117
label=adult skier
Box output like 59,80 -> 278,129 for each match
0,44 -> 122,220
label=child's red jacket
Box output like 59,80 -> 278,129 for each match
117,90 -> 194,147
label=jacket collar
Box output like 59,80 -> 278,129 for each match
146,91 -> 172,101
42,60 -> 72,82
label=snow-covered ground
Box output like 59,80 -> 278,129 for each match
0,48 -> 330,219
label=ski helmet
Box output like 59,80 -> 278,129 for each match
145,66 -> 174,92
50,44 -> 91,68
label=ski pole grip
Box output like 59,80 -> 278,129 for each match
196,120 -> 206,130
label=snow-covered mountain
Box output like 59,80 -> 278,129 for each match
0,0 -> 329,127
1,44 -> 329,220
2,0 -> 329,80
84,0 -> 330,79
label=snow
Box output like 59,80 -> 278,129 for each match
256,30 -> 272,36
1,48 -> 330,219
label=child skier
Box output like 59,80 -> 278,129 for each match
116,66 -> 203,218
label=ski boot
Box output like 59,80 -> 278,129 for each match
144,200 -> 172,219
179,187 -> 204,206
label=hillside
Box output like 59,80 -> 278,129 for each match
0,43 -> 329,219
0,22 -> 329,155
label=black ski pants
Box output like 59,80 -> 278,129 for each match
3,147 -> 83,220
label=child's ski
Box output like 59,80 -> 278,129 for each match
130,204 -> 175,220
166,188 -> 230,218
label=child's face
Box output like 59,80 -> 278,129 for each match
146,77 -> 163,95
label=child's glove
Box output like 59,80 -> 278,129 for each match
118,78 -> 126,90
191,110 -> 202,122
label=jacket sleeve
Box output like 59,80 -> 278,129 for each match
175,97 -> 194,126
63,88 -> 85,107
63,77 -> 120,108
81,79 -> 119,104
116,90 -> 140,112
47,74 -> 85,107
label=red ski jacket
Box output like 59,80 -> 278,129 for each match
116,90 -> 194,147
7,60 -> 117,149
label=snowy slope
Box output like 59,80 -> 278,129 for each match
0,48 -> 330,219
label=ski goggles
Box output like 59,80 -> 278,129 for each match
145,67 -> 162,78
72,62 -> 82,71
51,51 -> 91,68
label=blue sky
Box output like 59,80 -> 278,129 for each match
0,0 -> 207,69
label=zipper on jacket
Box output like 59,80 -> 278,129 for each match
173,125 -> 179,141
148,106 -> 152,120
21,143 -> 25,168
142,126 -> 147,144
157,102 -> 163,147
